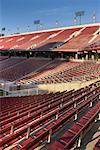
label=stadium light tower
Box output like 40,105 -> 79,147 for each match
1,27 -> 6,35
34,20 -> 40,30
75,11 -> 85,25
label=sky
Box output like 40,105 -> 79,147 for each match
0,0 -> 100,35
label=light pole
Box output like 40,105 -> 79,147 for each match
75,11 -> 85,25
92,11 -> 96,23
1,27 -> 6,36
73,17 -> 77,25
55,20 -> 59,28
34,20 -> 40,31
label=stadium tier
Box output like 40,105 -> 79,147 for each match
0,58 -> 52,81
0,23 -> 100,150
0,58 -> 27,71
0,23 -> 99,52
24,61 -> 100,84
0,58 -> 100,82
48,102 -> 99,150
0,82 -> 100,149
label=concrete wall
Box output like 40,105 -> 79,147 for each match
38,78 -> 100,93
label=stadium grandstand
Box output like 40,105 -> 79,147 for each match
0,0 -> 100,150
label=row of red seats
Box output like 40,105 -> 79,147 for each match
0,90 -> 72,132
0,82 -> 95,129
0,85 -> 93,124
0,30 -> 61,50
0,58 -> 26,71
36,61 -> 100,84
0,58 -> 52,81
1,89 -> 85,137
33,27 -> 81,51
0,92 -> 61,114
18,30 -> 60,50
48,102 -> 99,150
0,82 -> 99,149
0,25 -> 99,51
55,26 -> 99,51
19,90 -> 100,149
19,61 -> 81,84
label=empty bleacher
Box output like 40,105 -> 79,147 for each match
18,61 -> 100,84
1,58 -> 100,83
0,24 -> 99,52
0,23 -> 100,150
0,82 -> 99,149
19,60 -> 81,84
0,57 -> 26,72
55,26 -> 99,52
48,102 -> 99,150
0,58 -> 52,81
